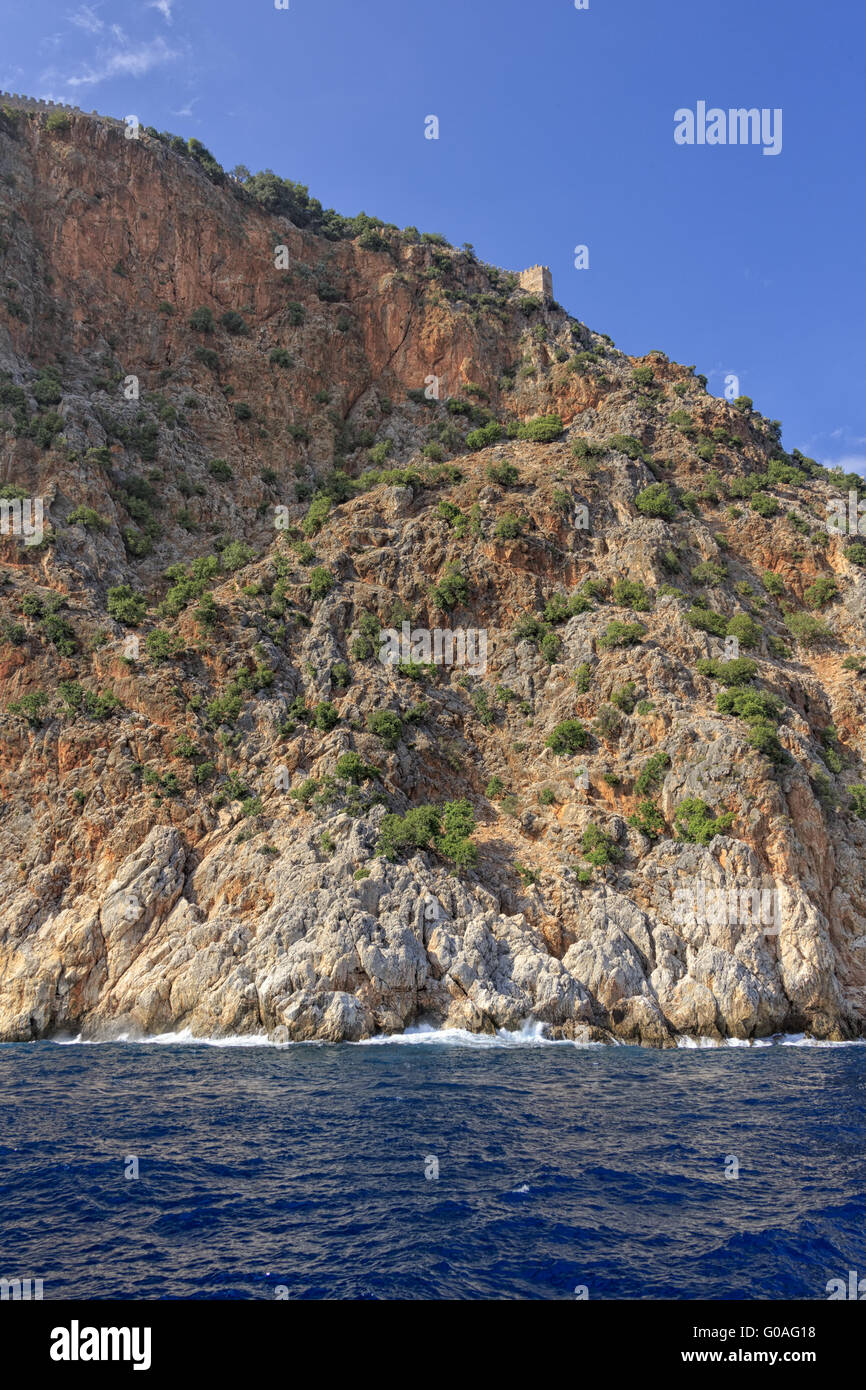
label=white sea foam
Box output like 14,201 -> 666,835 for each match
676,1033 -> 866,1049
357,1020 -> 602,1048
52,1028 -> 275,1048
42,1019 -> 601,1049
23,1023 -> 866,1050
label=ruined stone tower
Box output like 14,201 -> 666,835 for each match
517,265 -> 553,300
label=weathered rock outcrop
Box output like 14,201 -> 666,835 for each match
1,102 -> 864,1044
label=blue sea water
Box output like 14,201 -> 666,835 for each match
0,1030 -> 864,1301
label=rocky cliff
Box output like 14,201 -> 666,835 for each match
1,103 -> 865,1045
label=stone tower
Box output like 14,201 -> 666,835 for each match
517,264 -> 553,300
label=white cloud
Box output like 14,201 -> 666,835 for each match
70,5 -> 104,35
149,0 -> 174,21
48,35 -> 181,89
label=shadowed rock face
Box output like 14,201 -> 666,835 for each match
0,106 -> 865,1046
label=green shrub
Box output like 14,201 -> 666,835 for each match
429,565 -> 468,611
746,719 -> 785,762
762,571 -> 785,595
609,434 -> 645,460
635,483 -> 677,520
107,585 -> 146,626
221,540 -> 253,571
597,620 -> 645,650
545,719 -> 589,754
716,688 -> 783,723
543,583 -> 597,622
486,460 -> 519,487
189,306 -> 215,332
376,799 -> 476,867
302,494 -> 331,536
33,375 -> 62,406
494,512 -> 525,539
804,576 -> 838,609
610,681 -> 638,713
849,785 -> 866,819
573,661 -> 593,693
669,409 -> 693,432
314,701 -> 339,732
695,656 -> 757,686
674,798 -> 735,844
336,752 -> 377,784
571,438 -> 605,462
7,691 -> 50,726
628,800 -> 665,838
291,777 -> 318,805
691,560 -> 727,586
309,566 -> 335,599
233,402 -> 252,421
220,310 -> 248,335
367,709 -> 402,748
632,365 -> 655,387
844,541 -> 866,566
515,414 -> 563,443
581,823 -> 622,866
612,578 -> 652,611
785,611 -> 831,647
208,458 -> 233,480
750,492 -> 779,518
635,751 -> 670,796
145,629 -> 183,662
687,606 -> 728,638
67,506 -> 108,531
726,612 -> 762,649
467,422 -> 503,450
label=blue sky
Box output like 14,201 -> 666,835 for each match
3,0 -> 865,473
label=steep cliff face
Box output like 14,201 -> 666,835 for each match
1,103 -> 865,1045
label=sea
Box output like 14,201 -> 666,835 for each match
1,1027 -> 864,1300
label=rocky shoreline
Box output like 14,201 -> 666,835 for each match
1,811 -> 859,1047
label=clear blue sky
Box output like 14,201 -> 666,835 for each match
4,0 -> 865,474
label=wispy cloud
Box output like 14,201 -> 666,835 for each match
44,34 -> 181,90
149,0 -> 174,22
70,4 -> 104,36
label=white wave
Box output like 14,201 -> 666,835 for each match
23,1023 -> 866,1051
52,1028 -> 276,1048
356,1021 -> 602,1048
676,1032 -> 866,1049
39,1019 -> 602,1050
